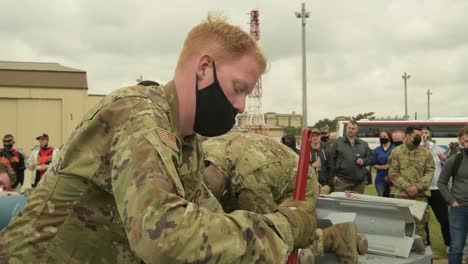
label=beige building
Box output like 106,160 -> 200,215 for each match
0,61 -> 105,154
0,60 -> 300,153
237,111 -> 303,129
235,111 -> 303,139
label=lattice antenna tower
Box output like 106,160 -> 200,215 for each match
247,10 -> 268,135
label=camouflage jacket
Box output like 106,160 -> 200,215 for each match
0,82 -> 294,264
203,133 -> 318,214
388,143 -> 435,197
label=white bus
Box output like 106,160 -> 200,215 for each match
336,119 -> 468,150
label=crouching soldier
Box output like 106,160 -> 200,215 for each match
203,133 -> 367,263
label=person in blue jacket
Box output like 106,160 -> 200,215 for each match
372,130 -> 395,197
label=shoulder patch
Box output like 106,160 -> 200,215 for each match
156,127 -> 178,153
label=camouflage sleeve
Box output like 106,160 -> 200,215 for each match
388,151 -> 411,189
237,185 -> 277,214
110,111 -> 294,263
416,152 -> 435,191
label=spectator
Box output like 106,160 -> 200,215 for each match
391,129 -> 405,147
0,162 -> 26,230
320,125 -> 336,158
0,161 -> 16,192
330,120 -> 372,194
281,134 -> 299,154
447,128 -> 465,159
421,127 -> 451,249
0,134 -> 25,189
438,126 -> 468,264
310,128 -> 333,194
388,126 -> 434,252
27,133 -> 59,187
372,130 -> 395,197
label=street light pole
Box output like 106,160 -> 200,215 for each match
295,2 -> 310,129
402,72 -> 411,120
427,89 -> 432,120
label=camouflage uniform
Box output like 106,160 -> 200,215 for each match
203,133 -> 319,214
0,82 -> 296,263
388,142 -> 435,245
203,133 -> 323,258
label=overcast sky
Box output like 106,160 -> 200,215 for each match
1,0 -> 467,125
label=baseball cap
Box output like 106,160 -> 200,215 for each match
311,127 -> 321,135
35,133 -> 49,140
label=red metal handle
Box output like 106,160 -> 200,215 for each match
287,128 -> 313,264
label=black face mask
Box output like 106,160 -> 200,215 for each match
3,144 -> 12,151
379,138 -> 390,145
412,135 -> 422,146
321,136 -> 329,143
393,141 -> 403,147
193,62 -> 238,137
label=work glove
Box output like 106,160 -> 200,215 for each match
275,199 -> 317,249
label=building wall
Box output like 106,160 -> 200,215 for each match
289,116 -> 302,128
86,95 -> 105,113
237,112 -> 302,129
277,116 -> 290,127
0,86 -> 87,154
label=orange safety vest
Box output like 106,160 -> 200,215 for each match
37,147 -> 54,178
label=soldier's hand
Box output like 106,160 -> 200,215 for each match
275,200 -> 317,248
405,186 -> 418,197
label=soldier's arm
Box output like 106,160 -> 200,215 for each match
437,156 -> 457,205
237,186 -> 277,214
110,112 -> 294,263
416,152 -> 435,192
388,151 -> 411,189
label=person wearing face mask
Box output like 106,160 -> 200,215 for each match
0,134 -> 25,190
27,133 -> 59,187
388,126 -> 435,253
0,16 -> 317,263
391,129 -> 405,147
319,125 -> 335,157
372,131 -> 395,197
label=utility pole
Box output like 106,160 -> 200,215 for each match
295,2 -> 310,129
402,72 -> 411,120
427,89 -> 432,120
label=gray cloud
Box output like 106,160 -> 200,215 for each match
1,0 -> 467,124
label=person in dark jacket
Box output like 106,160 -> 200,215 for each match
330,120 -> 372,194
438,126 -> 468,264
281,134 -> 299,154
310,128 -> 333,194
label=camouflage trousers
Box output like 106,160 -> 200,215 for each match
395,196 -> 430,246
